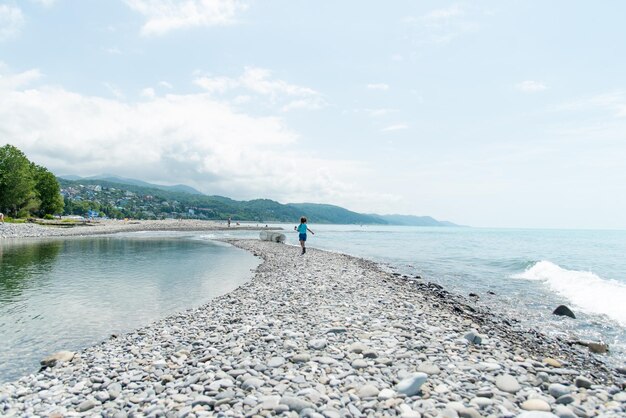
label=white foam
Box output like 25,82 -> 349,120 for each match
512,260 -> 626,325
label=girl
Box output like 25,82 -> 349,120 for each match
294,217 -> 314,254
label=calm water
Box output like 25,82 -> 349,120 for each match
0,232 -> 259,382
220,225 -> 626,365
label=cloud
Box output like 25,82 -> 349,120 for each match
0,66 -> 362,204
555,91 -> 626,119
423,4 -> 464,21
195,67 -> 325,111
365,108 -> 397,117
406,4 -> 483,45
141,87 -> 156,98
30,0 -> 56,7
516,80 -> 547,93
366,83 -> 389,91
158,81 -> 173,89
124,0 -> 247,36
381,123 -> 408,132
0,4 -> 24,41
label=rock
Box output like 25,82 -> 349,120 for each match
308,338 -> 327,350
357,384 -> 379,398
242,377 -> 264,390
417,362 -> 441,375
574,376 -> 592,389
553,405 -> 577,418
555,394 -> 575,405
378,388 -> 395,400
40,350 -> 75,368
348,342 -> 368,353
458,407 -> 482,418
549,383 -> 571,398
107,382 -> 122,399
495,374 -> 521,393
543,358 -> 562,368
587,342 -> 608,354
351,359 -> 368,369
396,373 -> 428,396
77,399 -> 97,412
517,413 -> 559,418
291,353 -> 311,363
553,305 -> 576,319
464,330 -> 484,345
521,399 -> 552,412
280,396 -> 313,412
268,356 -> 285,368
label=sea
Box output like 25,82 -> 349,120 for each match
214,224 -> 626,367
0,225 -> 624,382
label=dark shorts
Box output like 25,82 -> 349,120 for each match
299,233 -> 307,241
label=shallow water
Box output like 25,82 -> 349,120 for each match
0,232 -> 259,382
217,225 -> 626,365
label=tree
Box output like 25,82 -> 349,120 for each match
32,164 -> 64,216
0,144 -> 36,216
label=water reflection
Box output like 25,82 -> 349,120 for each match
0,235 -> 258,382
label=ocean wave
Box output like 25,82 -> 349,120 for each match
512,260 -> 626,325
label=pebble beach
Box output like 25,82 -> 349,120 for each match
0,224 -> 625,417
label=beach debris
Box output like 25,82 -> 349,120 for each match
553,305 -> 576,319
39,351 -> 75,368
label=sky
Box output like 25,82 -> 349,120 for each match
1,1 -> 625,229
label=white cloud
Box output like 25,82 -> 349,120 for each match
124,0 -> 247,36
424,4 -> 464,21
365,108 -> 397,117
158,81 -> 173,89
0,66 -> 361,204
381,123 -> 408,132
556,91 -> 626,118
103,82 -> 125,99
104,47 -> 122,55
0,5 -> 24,41
516,80 -> 547,93
195,67 -> 325,111
366,83 -> 389,91
141,87 -> 156,98
30,0 -> 56,7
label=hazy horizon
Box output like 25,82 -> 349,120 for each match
1,1 -> 625,229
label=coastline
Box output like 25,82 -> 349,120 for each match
0,219 -> 276,240
0,236 -> 624,416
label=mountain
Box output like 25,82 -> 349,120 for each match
57,175 -> 460,226
288,203 -> 386,225
59,174 -> 204,195
374,214 -> 459,227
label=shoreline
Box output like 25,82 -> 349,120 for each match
0,219 -> 279,240
0,238 -> 624,416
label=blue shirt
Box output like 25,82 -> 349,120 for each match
297,223 -> 308,234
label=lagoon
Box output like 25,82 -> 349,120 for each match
0,232 -> 259,382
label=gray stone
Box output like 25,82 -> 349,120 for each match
417,362 -> 441,375
517,413 -> 558,418
291,353 -> 311,363
395,373 -> 428,396
77,399 -> 97,412
280,395 -> 313,412
549,383 -> 571,398
378,388 -> 395,400
521,399 -> 552,412
308,339 -> 327,350
242,377 -> 264,390
555,394 -> 575,405
267,356 -> 285,368
574,376 -> 592,389
553,405 -> 577,418
352,359 -> 368,369
357,384 -> 379,398
458,407 -> 482,418
348,342 -> 368,353
495,374 -> 521,393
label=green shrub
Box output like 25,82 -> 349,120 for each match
44,214 -> 54,220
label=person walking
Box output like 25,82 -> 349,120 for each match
294,217 -> 314,254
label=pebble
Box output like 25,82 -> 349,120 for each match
0,238 -> 622,418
